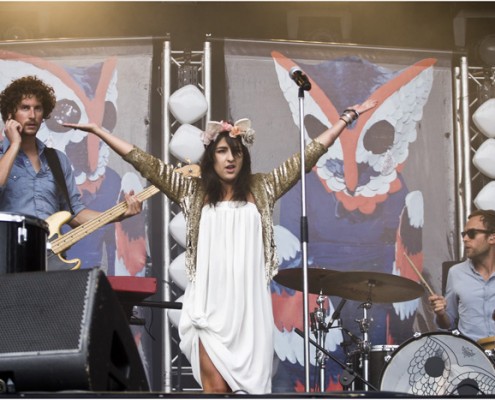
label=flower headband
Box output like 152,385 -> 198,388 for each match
200,118 -> 255,147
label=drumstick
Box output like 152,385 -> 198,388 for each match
403,252 -> 435,296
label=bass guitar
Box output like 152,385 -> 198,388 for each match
45,163 -> 200,271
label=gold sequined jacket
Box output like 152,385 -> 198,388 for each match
123,140 -> 326,282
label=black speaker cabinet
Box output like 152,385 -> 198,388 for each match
0,268 -> 149,392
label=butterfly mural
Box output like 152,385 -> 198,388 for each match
270,51 -> 436,391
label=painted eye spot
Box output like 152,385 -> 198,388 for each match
304,114 -> 327,140
362,120 -> 395,155
45,99 -> 81,133
102,101 -> 117,133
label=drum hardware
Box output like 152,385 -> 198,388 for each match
309,294 -> 328,391
17,220 -> 28,244
275,268 -> 425,392
294,327 -> 378,391
309,295 -> 347,392
354,298 -> 373,390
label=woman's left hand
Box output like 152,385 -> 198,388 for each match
350,98 -> 378,115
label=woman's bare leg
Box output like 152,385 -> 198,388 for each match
199,340 -> 231,393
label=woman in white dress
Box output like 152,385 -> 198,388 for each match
64,98 -> 376,393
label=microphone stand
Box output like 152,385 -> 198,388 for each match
296,85 -> 311,392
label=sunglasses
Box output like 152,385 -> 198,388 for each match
461,229 -> 493,239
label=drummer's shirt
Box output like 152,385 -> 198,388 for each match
444,259 -> 495,342
0,137 -> 85,220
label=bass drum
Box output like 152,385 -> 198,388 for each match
0,213 -> 48,273
380,332 -> 495,396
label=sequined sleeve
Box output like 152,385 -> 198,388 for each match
265,139 -> 326,200
123,146 -> 197,204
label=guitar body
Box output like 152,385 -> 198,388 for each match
45,211 -> 82,271
47,249 -> 81,271
43,167 -> 199,272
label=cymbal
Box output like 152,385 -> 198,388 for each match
322,270 -> 424,303
274,267 -> 342,295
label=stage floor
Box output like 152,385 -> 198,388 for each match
0,391 -> 478,399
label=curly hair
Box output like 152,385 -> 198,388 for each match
0,76 -> 56,122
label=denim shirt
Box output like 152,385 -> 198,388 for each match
0,137 -> 85,220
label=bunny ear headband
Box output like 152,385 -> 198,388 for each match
200,118 -> 255,147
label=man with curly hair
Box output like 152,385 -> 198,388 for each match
0,76 -> 142,244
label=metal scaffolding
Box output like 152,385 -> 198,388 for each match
454,55 -> 495,258
160,39 -> 211,393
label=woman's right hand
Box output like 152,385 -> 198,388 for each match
62,122 -> 134,157
62,122 -> 102,135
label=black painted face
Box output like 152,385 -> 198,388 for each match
45,99 -> 117,133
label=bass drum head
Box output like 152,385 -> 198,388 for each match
380,332 -> 495,396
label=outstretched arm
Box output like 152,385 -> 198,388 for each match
61,123 -> 142,226
315,98 -> 378,149
62,122 -> 134,157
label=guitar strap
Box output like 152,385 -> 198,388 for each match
44,147 -> 75,215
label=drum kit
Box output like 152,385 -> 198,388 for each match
274,267 -> 495,395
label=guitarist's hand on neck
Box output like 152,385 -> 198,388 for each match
114,190 -> 143,222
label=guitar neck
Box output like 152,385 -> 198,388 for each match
50,185 -> 160,254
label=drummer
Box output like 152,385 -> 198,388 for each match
429,209 -> 495,342
0,76 -> 142,228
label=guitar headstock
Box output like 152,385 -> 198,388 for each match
174,163 -> 201,178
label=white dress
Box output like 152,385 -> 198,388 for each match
179,201 -> 274,393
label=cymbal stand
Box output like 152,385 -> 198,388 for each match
294,328 -> 378,391
310,294 -> 329,392
355,280 -> 375,391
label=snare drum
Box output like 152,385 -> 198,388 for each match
0,213 -> 48,273
380,332 -> 495,395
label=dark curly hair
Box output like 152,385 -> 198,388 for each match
0,76 -> 56,122
200,131 -> 252,205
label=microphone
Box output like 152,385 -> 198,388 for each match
328,298 -> 346,326
289,66 -> 311,91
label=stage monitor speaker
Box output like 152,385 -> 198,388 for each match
0,268 -> 149,393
